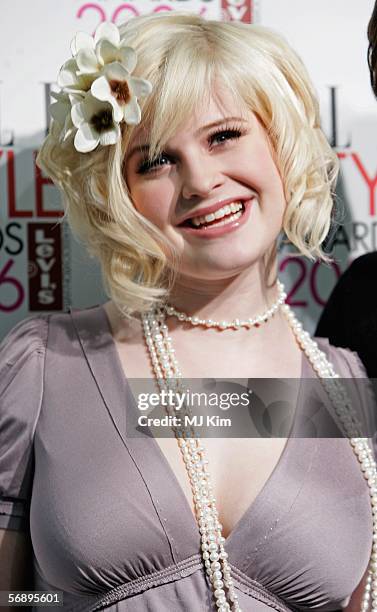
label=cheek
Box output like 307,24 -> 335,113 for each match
252,143 -> 284,190
127,182 -> 172,229
253,152 -> 287,218
234,137 -> 285,198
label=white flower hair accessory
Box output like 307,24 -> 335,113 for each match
50,21 -> 153,153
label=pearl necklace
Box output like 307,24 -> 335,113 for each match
163,280 -> 286,330
141,283 -> 376,612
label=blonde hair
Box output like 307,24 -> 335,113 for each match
36,11 -> 339,318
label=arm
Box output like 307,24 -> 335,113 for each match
0,529 -> 34,612
0,316 -> 48,612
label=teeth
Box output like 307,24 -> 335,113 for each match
210,210 -> 243,228
192,202 -> 243,227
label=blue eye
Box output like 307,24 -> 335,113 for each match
137,153 -> 170,174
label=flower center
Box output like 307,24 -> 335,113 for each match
109,79 -> 131,104
90,109 -> 113,133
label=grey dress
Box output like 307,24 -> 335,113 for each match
0,305 -> 375,611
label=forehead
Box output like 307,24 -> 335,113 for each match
128,83 -> 250,149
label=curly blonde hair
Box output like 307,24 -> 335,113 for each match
36,11 -> 339,318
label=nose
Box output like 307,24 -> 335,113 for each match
181,154 -> 225,200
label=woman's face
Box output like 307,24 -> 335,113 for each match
124,85 -> 286,281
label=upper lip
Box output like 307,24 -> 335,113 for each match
176,196 -> 253,226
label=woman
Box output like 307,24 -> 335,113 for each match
0,12 -> 376,612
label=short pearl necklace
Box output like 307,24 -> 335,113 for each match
141,282 -> 376,612
164,279 -> 286,330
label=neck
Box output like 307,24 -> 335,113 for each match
168,261 -> 279,324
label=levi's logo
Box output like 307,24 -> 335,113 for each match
28,224 -> 63,310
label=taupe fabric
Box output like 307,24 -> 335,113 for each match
0,305 -> 374,611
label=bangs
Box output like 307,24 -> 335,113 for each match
131,32 -> 251,165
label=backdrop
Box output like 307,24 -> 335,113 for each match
0,0 -> 376,338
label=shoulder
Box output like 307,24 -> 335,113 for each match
0,315 -> 50,392
346,252 -> 377,275
0,305 -> 106,394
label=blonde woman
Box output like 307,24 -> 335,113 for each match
0,12 -> 375,612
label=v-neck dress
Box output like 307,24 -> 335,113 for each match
0,305 -> 375,612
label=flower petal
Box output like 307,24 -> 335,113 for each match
50,99 -> 70,125
91,75 -> 111,102
102,61 -> 128,81
50,90 -> 66,103
57,59 -> 79,88
83,91 -> 108,114
74,123 -> 100,152
76,48 -> 99,74
91,73 -> 125,122
99,122 -> 121,146
96,39 -> 119,65
71,101 -> 87,127
129,76 -> 153,98
94,22 -> 120,47
71,31 -> 94,56
123,96 -> 141,125
119,46 -> 137,73
75,72 -> 98,91
107,97 -> 123,123
68,92 -> 86,105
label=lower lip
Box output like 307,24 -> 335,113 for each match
177,199 -> 254,239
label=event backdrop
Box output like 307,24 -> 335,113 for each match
0,0 -> 376,338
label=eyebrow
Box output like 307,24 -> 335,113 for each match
126,116 -> 248,161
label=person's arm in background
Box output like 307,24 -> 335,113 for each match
315,253 -> 377,378
315,261 -> 351,349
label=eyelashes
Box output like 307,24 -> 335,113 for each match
136,123 -> 246,175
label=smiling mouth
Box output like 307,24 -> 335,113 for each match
180,202 -> 246,229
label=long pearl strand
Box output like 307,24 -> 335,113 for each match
281,302 -> 376,612
142,311 -> 239,611
141,283 -> 377,612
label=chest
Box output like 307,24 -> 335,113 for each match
114,339 -> 300,539
154,436 -> 289,539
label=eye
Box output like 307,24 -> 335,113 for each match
136,127 -> 245,174
136,153 -> 172,174
208,127 -> 244,148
